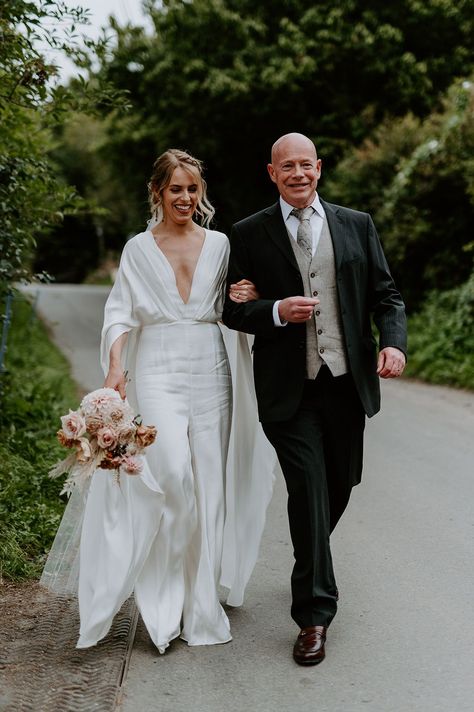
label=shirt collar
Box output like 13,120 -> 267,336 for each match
280,193 -> 325,221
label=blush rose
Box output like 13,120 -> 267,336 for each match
60,410 -> 86,439
97,427 -> 118,450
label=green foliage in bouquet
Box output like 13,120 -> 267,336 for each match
0,300 -> 78,580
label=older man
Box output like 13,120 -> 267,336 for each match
222,133 -> 407,665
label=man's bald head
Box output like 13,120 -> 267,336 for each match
271,133 -> 318,164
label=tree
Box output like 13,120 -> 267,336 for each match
326,78 -> 474,309
0,0 -> 125,295
81,0 -> 474,236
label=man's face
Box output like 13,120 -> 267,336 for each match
267,138 -> 321,208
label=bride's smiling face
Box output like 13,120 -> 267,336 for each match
160,166 -> 200,224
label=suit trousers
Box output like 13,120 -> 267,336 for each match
262,366 -> 366,628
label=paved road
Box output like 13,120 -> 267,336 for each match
23,283 -> 108,392
29,285 -> 474,712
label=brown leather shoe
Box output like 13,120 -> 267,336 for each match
293,626 -> 327,666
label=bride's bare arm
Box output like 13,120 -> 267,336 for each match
229,279 -> 260,303
104,332 -> 129,399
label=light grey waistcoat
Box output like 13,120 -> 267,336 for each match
288,218 -> 349,379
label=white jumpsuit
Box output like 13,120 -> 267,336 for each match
40,229 -> 276,652
78,230 -> 233,651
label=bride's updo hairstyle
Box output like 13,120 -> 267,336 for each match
148,149 -> 215,228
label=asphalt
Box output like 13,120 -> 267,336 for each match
26,284 -> 474,712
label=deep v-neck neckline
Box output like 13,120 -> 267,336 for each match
148,229 -> 208,306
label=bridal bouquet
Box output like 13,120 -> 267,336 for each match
50,388 -> 157,495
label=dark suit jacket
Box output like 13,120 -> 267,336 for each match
222,198 -> 407,423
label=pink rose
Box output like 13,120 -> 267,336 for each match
121,455 -> 143,475
97,427 -> 118,450
61,410 -> 86,439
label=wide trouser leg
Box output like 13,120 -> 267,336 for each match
181,374 -> 232,645
262,368 -> 365,629
263,394 -> 336,628
77,467 -> 164,649
133,377 -> 197,652
321,370 -> 366,532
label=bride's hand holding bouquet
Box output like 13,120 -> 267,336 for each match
104,365 -> 127,400
50,387 -> 157,495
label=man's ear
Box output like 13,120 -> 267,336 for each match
267,163 -> 277,184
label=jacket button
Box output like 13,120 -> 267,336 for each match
310,272 -> 316,278
313,290 -> 318,296
317,329 -> 322,335
315,310 -> 320,316
319,347 -> 325,354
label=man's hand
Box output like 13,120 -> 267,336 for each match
278,296 -> 319,323
377,347 -> 406,379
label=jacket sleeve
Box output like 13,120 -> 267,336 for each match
222,223 -> 278,336
366,215 -> 408,358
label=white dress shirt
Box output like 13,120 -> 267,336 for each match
280,194 -> 326,255
273,194 -> 326,326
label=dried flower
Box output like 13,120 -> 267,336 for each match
76,437 -> 92,462
110,408 -> 125,422
100,451 -> 123,470
135,424 -> 157,448
85,415 -> 103,434
117,421 -> 137,444
57,429 -> 77,448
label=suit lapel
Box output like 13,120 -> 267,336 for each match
262,203 -> 300,273
321,199 -> 347,271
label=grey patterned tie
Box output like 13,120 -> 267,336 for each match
290,206 -> 314,257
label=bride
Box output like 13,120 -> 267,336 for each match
41,149 -> 275,653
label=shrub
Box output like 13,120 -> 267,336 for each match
0,298 -> 77,579
405,272 -> 474,389
327,77 -> 474,311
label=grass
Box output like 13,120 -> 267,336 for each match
0,296 -> 79,581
